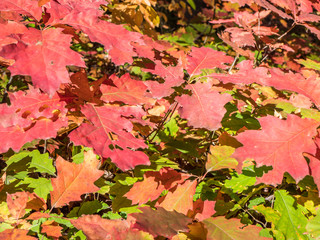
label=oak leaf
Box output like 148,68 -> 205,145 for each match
0,229 -> 36,240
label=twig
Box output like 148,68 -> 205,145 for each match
228,54 -> 239,74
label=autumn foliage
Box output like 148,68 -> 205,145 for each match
2,0 -> 320,239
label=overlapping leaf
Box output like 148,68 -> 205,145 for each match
177,82 -> 232,131
50,150 -> 104,208
69,103 -> 149,170
1,28 -> 85,95
233,115 -> 319,185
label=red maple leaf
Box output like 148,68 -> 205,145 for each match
69,104 -> 149,170
177,82 -> 232,131
144,61 -> 185,98
0,0 -> 43,21
60,12 -> 143,65
233,115 -> 319,185
100,73 -> 155,105
1,28 -> 85,96
187,47 -> 233,77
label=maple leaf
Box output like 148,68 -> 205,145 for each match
7,191 -> 46,220
69,104 -> 149,170
233,115 -> 319,185
157,180 -> 197,215
1,28 -> 85,96
177,82 -> 232,131
210,60 -> 269,85
0,87 -> 67,128
124,168 -> 188,204
60,12 -> 143,65
186,47 -> 233,77
50,150 -> 104,208
0,118 -> 68,153
131,206 -> 192,238
191,199 -> 216,221
100,73 -> 155,105
224,28 -> 255,47
262,68 -> 320,107
206,145 -> 238,172
203,216 -> 271,239
0,229 -> 37,240
71,215 -> 153,240
305,153 -> 320,196
0,0 -> 43,21
144,61 -> 185,98
41,220 -> 63,239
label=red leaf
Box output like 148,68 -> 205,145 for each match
233,115 -> 319,185
0,118 -> 68,153
1,28 -> 85,96
50,150 -> 104,208
69,104 -> 149,170
144,61 -> 185,98
131,207 -> 192,238
100,73 -> 155,105
0,87 -> 67,128
0,0 -> 43,21
210,60 -> 268,85
61,12 -> 143,65
192,199 -> 216,221
177,82 -> 232,131
71,215 -> 152,240
187,47 -> 233,77
157,180 -> 197,215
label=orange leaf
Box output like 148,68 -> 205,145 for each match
50,150 -> 104,208
41,220 -> 63,239
157,180 -> 197,215
7,192 -> 46,220
71,215 -> 153,240
0,229 -> 36,240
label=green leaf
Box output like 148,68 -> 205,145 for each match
248,197 -> 265,208
296,59 -> 320,71
68,200 -> 103,218
274,190 -> 308,240
21,177 -> 52,200
187,0 -> 196,10
224,172 -> 256,193
29,150 -> 56,176
254,205 -> 280,223
306,213 -> 320,238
